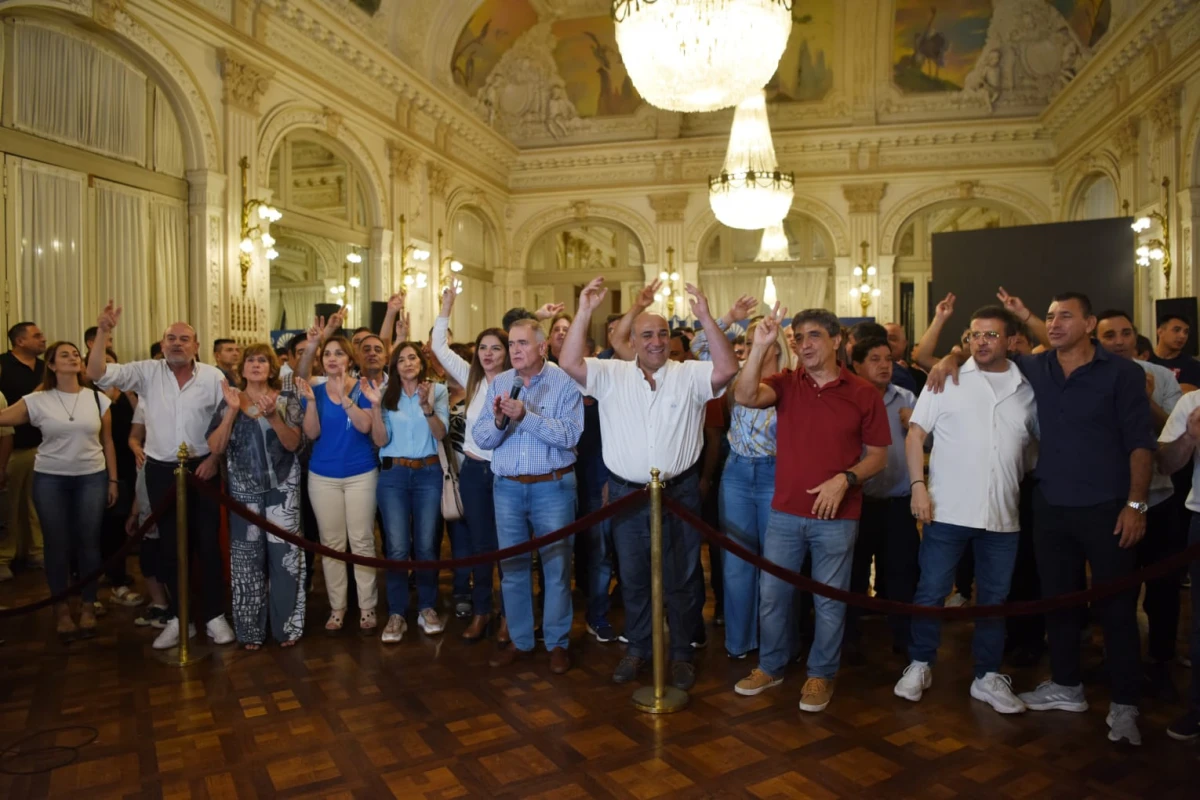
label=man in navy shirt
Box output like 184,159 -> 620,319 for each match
924,291 -> 1155,746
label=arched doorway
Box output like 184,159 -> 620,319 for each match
446,206 -> 500,337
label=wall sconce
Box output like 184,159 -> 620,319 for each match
437,228 -> 463,293
654,246 -> 684,319
1132,177 -> 1172,295
848,240 -> 880,315
329,249 -> 363,323
398,214 -> 430,290
238,155 -> 281,295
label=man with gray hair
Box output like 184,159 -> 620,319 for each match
733,306 -> 890,713
88,301 -> 234,651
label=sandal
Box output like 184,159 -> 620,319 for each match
110,586 -> 144,607
359,609 -> 377,634
78,607 -> 98,639
325,609 -> 346,633
242,642 -> 262,651
55,604 -> 78,642
280,639 -> 299,648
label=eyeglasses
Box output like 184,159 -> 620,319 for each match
967,331 -> 1003,341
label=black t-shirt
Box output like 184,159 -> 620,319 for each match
1149,353 -> 1200,387
0,351 -> 45,449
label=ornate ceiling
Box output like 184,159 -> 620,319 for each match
330,0 -> 1138,149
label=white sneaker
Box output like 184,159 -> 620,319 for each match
944,593 -> 969,608
894,661 -> 932,702
1107,703 -> 1142,745
970,673 -> 1026,714
206,615 -> 235,645
417,608 -> 444,635
152,618 -> 196,650
1018,680 -> 1089,712
381,614 -> 407,644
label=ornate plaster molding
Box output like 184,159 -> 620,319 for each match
843,183 -> 887,214
1148,84 -> 1182,139
879,183 -> 1051,255
1114,116 -> 1141,159
512,202 -> 658,270
427,162 -> 449,199
648,192 -> 689,223
388,140 -> 419,182
219,49 -> 274,115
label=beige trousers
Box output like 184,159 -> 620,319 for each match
1,447 -> 43,566
308,468 -> 378,611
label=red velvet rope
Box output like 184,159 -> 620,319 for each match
0,485 -> 177,619
664,497 -> 1200,620
186,473 -> 648,570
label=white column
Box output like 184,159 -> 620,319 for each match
841,183 -> 887,319
649,192 -> 689,319
186,169 -> 227,350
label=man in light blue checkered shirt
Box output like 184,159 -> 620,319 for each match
472,317 -> 583,673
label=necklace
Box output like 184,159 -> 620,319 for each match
54,389 -> 82,422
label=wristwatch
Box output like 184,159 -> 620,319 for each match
1126,501 -> 1149,515
842,470 -> 859,487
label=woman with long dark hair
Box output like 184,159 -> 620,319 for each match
362,343 -> 449,643
433,287 -> 511,641
0,341 -> 118,639
207,344 -> 305,648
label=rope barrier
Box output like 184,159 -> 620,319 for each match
185,473 -> 647,571
664,497 -> 1200,620
0,486 -> 177,619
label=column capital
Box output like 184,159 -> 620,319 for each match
1114,116 -> 1140,160
427,162 -> 449,200
1149,85 -> 1181,139
218,48 -> 273,115
648,192 -> 689,223
842,182 -> 887,214
388,140 -> 419,182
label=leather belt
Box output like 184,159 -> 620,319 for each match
610,461 -> 700,491
381,455 -> 439,470
503,465 -> 574,484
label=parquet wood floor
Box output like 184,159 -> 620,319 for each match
0,559 -> 1196,799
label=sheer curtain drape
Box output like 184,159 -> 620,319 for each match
699,270 -> 771,318
12,21 -> 147,164
12,158 -> 85,346
451,274 -> 492,338
779,268 -> 829,313
149,198 -> 188,341
153,87 -> 186,178
273,286 -> 329,331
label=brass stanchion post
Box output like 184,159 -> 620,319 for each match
157,443 -> 209,666
633,468 -> 688,713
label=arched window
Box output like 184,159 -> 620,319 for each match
1072,174 -> 1119,221
447,207 -> 500,336
699,213 -> 833,315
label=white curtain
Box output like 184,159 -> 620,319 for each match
699,270 -> 769,319
701,266 -> 828,318
153,87 -> 186,177
450,274 -> 492,339
149,198 -> 188,343
273,285 -> 329,331
12,158 -> 86,347
12,21 -> 147,164
95,181 -> 149,360
778,267 -> 829,313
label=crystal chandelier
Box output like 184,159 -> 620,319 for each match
612,0 -> 793,112
755,220 -> 790,262
709,92 -> 794,230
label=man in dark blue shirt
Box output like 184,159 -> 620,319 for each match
924,291 -> 1154,746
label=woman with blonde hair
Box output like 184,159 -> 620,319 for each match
0,341 -> 118,640
207,343 -> 305,648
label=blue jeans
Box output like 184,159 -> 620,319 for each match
1189,515 -> 1200,711
909,521 -> 1019,677
719,454 -> 775,656
376,463 -> 443,615
31,470 -> 108,604
493,471 -> 577,651
460,458 -> 501,615
446,519 -> 471,599
610,473 -> 703,663
759,510 -> 857,679
575,451 -> 612,627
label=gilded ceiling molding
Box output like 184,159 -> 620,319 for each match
879,184 -> 1050,256
512,203 -> 657,271
684,197 -> 851,262
843,183 -> 887,214
256,104 -> 388,228
219,49 -> 274,115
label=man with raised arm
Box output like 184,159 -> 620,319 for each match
731,306 -> 890,714
558,277 -> 738,690
922,289 -> 1155,746
87,301 -> 234,650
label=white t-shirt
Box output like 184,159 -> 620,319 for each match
1159,390 -> 1200,513
24,388 -> 111,476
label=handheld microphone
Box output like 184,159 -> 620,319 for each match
499,384 -> 522,428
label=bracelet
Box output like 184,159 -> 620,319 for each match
910,480 -> 926,488
109,479 -> 119,484
423,411 -> 435,417
1020,311 -> 1031,322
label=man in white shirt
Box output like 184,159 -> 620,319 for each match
87,301 -> 233,650
558,277 -> 739,690
895,306 -> 1037,714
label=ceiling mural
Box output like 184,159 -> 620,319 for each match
450,0 -> 539,95
1050,0 -> 1111,48
766,0 -> 836,103
893,1 -> 992,93
550,16 -> 641,118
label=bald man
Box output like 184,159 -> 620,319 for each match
88,303 -> 234,651
885,323 -> 926,394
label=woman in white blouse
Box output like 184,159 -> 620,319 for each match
0,341 -> 118,640
434,287 -> 511,642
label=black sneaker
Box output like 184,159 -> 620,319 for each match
612,655 -> 646,684
135,605 -> 169,628
670,661 -> 696,691
453,596 -> 472,620
691,630 -> 708,650
587,622 -> 617,643
617,632 -> 629,644
1167,710 -> 1200,741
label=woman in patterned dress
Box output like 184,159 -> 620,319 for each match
207,344 -> 305,649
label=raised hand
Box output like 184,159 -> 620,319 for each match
753,302 -> 786,346
635,279 -> 663,310
535,302 -> 566,321
416,382 -> 433,413
578,276 -> 608,314
294,377 -> 315,403
387,292 -> 406,314
219,380 -> 241,409
729,294 -> 759,324
307,316 -> 324,345
934,293 -> 956,323
254,391 -> 277,418
395,312 -> 410,343
97,299 -> 123,332
996,287 -> 1027,320
359,377 -> 383,406
686,283 -> 712,321
440,285 -> 456,316
323,309 -> 345,338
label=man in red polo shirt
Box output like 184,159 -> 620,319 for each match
732,306 -> 890,712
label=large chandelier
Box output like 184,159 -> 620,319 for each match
613,0 -> 793,113
709,92 -> 793,230
755,220 -> 790,261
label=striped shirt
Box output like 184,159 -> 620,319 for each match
691,324 -> 776,458
471,361 -> 582,478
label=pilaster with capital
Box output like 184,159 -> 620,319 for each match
839,183 -> 889,319
186,169 -> 227,351
649,192 -> 690,318
1149,87 -> 1181,297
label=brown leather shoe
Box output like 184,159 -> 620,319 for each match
549,646 -> 571,675
462,614 -> 491,641
496,616 -> 510,644
488,644 -> 527,668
